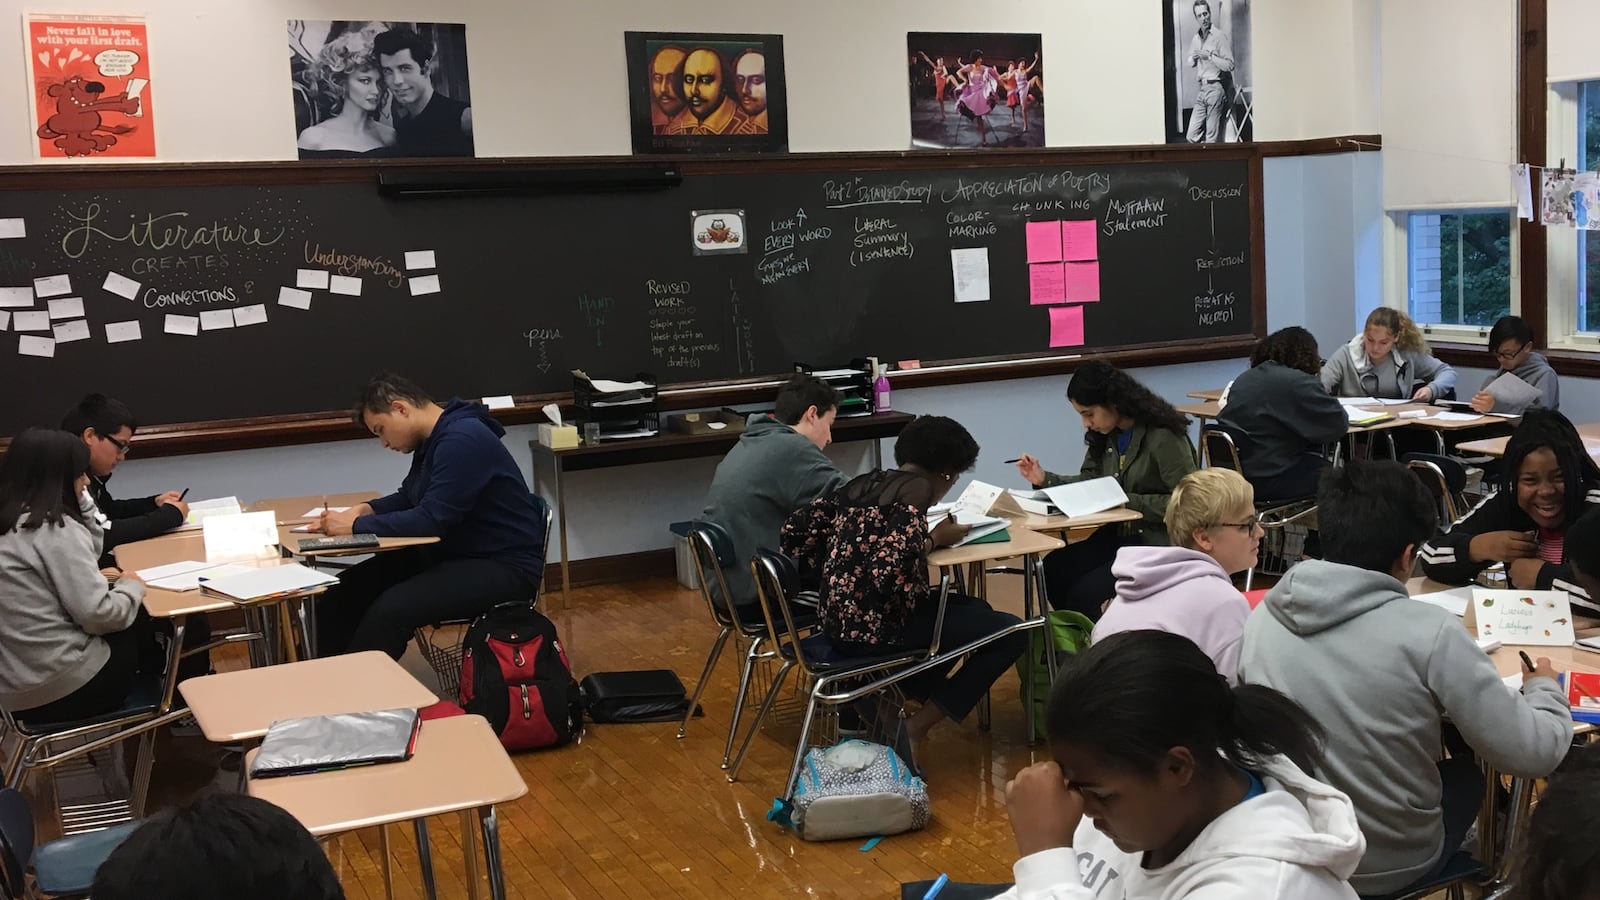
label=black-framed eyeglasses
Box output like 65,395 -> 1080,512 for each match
1493,342 -> 1529,361
101,433 -> 130,457
1215,515 -> 1260,532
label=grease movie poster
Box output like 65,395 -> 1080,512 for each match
26,14 -> 155,160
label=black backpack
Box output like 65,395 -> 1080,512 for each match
459,603 -> 581,751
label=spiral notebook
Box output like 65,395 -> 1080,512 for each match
248,708 -> 422,778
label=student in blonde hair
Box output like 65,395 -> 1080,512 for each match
1320,308 -> 1457,402
1095,468 -> 1258,681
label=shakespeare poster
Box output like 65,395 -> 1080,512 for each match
1163,0 -> 1253,143
289,20 -> 474,159
26,14 -> 154,159
625,32 -> 787,154
908,32 -> 1044,149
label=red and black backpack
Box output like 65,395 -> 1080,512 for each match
459,603 -> 581,751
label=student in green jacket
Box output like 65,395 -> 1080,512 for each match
1015,361 -> 1197,619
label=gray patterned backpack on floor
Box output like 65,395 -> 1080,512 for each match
768,739 -> 930,841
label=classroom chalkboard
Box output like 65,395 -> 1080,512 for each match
0,155 -> 1255,436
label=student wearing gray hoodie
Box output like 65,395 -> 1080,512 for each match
1320,308 -> 1457,402
1467,315 -> 1560,414
702,375 -> 845,614
0,429 -> 159,723
1239,460 -> 1572,897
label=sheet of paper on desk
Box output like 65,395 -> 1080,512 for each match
299,506 -> 351,518
1472,589 -> 1575,646
199,563 -> 338,601
139,561 -> 255,591
1411,586 -> 1472,617
1485,371 -> 1543,410
927,509 -> 1008,547
1338,397 -> 1410,406
1428,412 -> 1482,423
952,480 -> 1005,517
1041,477 -> 1129,518
1503,673 -> 1524,694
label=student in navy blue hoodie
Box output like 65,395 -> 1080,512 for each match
312,373 -> 546,658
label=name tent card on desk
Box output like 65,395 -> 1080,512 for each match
1468,589 -> 1575,646
202,510 -> 279,563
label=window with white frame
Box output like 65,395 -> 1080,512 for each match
1577,80 -> 1600,334
1403,209 -> 1514,329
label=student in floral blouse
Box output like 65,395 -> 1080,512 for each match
781,415 -> 1027,772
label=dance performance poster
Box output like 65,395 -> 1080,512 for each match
908,32 -> 1044,149
26,14 -> 155,159
625,32 -> 788,154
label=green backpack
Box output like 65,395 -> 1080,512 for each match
1015,609 -> 1096,740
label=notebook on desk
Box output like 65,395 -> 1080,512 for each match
197,563 -> 339,602
249,708 -> 422,778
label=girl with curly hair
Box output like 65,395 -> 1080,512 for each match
1320,308 -> 1457,402
296,26 -> 395,159
1015,360 -> 1198,618
1217,326 -> 1348,501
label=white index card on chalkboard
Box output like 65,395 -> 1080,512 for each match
47,297 -> 83,320
102,272 -> 140,300
296,269 -> 330,290
199,309 -> 235,331
233,304 -> 268,326
278,287 -> 312,310
33,274 -> 70,298
52,319 -> 90,343
13,311 -> 49,331
0,287 -> 31,308
404,250 -> 436,270
164,314 -> 199,336
0,311 -> 9,330
105,321 -> 142,344
0,219 -> 25,239
408,275 -> 441,296
329,275 -> 362,296
18,335 -> 53,357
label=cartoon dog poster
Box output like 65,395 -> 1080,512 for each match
26,15 -> 154,159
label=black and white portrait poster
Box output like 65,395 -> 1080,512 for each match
288,20 -> 474,159
1163,0 -> 1252,144
907,32 -> 1044,149
625,32 -> 788,154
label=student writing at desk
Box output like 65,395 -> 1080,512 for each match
1240,460 -> 1570,897
1014,361 -> 1197,620
1419,409 -> 1600,613
700,374 -> 844,618
0,429 -> 167,724
1217,327 -> 1347,502
1320,308 -> 1457,402
311,373 -> 546,658
60,393 -> 189,567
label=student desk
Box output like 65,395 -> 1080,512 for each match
178,651 -> 437,743
928,527 -> 1065,740
1014,506 -> 1143,540
248,491 -> 382,523
1457,422 -> 1600,462
527,410 -> 914,602
1181,400 -> 1508,457
247,714 -> 527,900
1187,388 -> 1226,401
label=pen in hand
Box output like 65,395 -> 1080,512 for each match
1519,650 -> 1536,673
178,488 -> 189,501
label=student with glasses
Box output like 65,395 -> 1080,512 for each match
1468,315 -> 1560,414
1095,468 -> 1259,682
60,394 -> 189,567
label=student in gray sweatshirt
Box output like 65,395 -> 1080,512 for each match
0,429 -> 160,723
1218,327 -> 1348,502
1320,307 -> 1457,401
1468,315 -> 1560,414
1239,459 -> 1571,897
701,375 -> 845,616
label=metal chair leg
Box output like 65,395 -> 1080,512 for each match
129,730 -> 157,817
413,819 -> 438,900
781,683 -> 826,802
721,635 -> 764,768
479,806 -> 508,900
678,626 -> 732,739
726,660 -> 794,782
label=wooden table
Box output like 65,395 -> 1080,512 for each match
179,651 -> 437,743
528,410 -> 914,602
928,527 -> 1066,740
1458,422 -> 1600,462
1187,388 -> 1226,401
247,714 -> 527,900
1014,506 -> 1142,538
1181,399 -> 1512,456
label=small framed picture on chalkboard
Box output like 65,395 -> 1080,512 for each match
690,209 -> 747,256
624,32 -> 788,155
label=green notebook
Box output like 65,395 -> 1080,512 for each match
965,527 -> 1011,545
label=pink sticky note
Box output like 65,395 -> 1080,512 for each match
1063,262 -> 1100,302
1029,263 -> 1066,305
1061,220 -> 1099,261
1025,221 -> 1063,263
1048,305 -> 1085,348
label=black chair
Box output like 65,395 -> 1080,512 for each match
677,521 -> 815,769
1403,453 -> 1471,525
1198,428 -> 1319,589
728,549 -> 924,793
412,493 -> 554,700
0,787 -> 141,899
1360,851 -> 1485,900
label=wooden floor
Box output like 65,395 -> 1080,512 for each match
143,573 -> 1047,899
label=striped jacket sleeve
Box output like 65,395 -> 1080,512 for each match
1417,491 -> 1504,585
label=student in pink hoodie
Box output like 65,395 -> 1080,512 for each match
1095,468 -> 1258,681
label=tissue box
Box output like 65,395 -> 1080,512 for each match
538,423 -> 579,449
